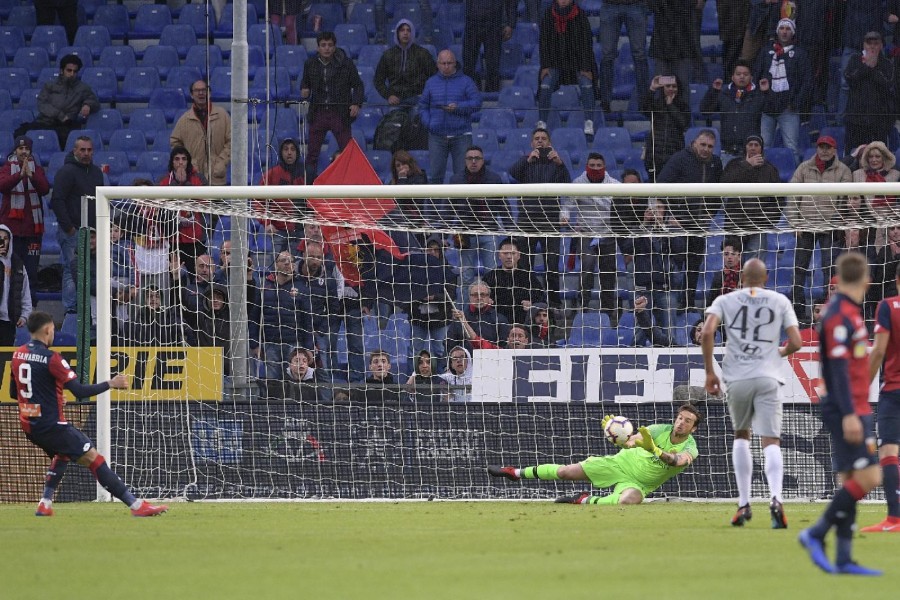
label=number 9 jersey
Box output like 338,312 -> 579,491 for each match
705,287 -> 800,383
10,339 -> 78,434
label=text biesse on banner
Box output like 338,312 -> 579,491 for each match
0,347 -> 223,402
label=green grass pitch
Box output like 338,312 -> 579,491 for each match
0,501 -> 895,599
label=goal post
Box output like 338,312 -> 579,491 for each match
87,181 -> 899,502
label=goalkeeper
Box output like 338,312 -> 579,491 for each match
487,404 -> 701,505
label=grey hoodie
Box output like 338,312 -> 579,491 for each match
439,345 -> 473,402
0,224 -> 32,324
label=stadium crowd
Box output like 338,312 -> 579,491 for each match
3,0 -> 900,396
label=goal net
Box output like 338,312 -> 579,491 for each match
42,168 -> 900,502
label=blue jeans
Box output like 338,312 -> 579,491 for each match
264,342 -> 295,380
761,111 -> 801,164
411,323 -> 448,363
328,306 -> 366,383
597,3 -> 649,108
428,132 -> 471,185
374,0 -> 433,42
58,228 -> 78,312
458,234 -> 500,291
537,69 -> 595,124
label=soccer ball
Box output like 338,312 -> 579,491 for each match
604,416 -> 634,445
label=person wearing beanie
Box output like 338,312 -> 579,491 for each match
753,18 -> 812,164
13,54 -> 100,148
0,136 -> 50,307
720,134 -> 783,261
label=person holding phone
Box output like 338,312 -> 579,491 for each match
641,74 -> 689,180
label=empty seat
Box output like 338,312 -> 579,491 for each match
248,23 -> 282,56
184,44 -> 224,77
28,129 -> 61,165
98,45 -> 137,80
131,4 -> 173,38
135,150 -> 171,181
499,42 -> 524,80
0,26 -> 25,61
148,87 -> 189,123
117,67 -> 161,102
177,3 -> 216,37
214,2 -> 259,36
57,46 -> 93,68
249,66 -> 292,101
351,106 -> 383,144
471,128 -> 500,154
166,65 -> 203,95
86,108 -> 125,144
512,22 -> 540,59
208,66 -> 232,102
159,24 -> 199,59
7,6 -> 36,39
334,23 -> 369,58
274,45 -> 309,79
92,4 -> 130,40
477,108 -> 517,131
73,25 -> 111,60
108,129 -> 147,165
13,47 -> 50,82
0,89 -> 11,111
497,85 -> 537,124
553,128 -> 589,166
764,147 -> 798,182
592,126 -> 633,163
142,44 -> 180,80
0,67 -> 31,102
79,66 -> 118,103
356,44 -> 385,69
94,150 -> 130,184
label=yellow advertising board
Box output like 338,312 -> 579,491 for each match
0,346 -> 223,402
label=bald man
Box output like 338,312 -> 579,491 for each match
701,258 -> 802,529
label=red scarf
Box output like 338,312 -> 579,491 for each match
723,268 -> 740,294
867,169 -> 894,207
586,166 -> 606,182
552,3 -> 579,33
814,156 -> 832,173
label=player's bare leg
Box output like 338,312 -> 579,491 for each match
861,443 -> 900,532
76,448 -> 169,517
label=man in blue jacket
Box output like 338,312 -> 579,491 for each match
418,49 -> 482,185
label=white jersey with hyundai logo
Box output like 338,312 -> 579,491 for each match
705,287 -> 799,383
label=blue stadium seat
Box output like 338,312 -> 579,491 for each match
73,25 -> 111,60
444,2 -> 465,38
165,65 -> 203,96
612,59 -> 636,100
303,3 -> 345,37
764,147 -> 798,182
214,2 -> 259,36
248,23 -> 282,56
512,22 -> 539,59
365,149 -> 393,182
7,6 -> 35,39
86,108 -> 125,144
150,129 -> 173,150
334,23 -> 369,58
128,108 -> 169,143
274,45 -> 309,79
552,127 -> 589,167
208,66 -> 232,102
0,67 -> 31,102
57,46 -> 93,68
246,44 -> 267,79
65,129 -> 103,152
565,311 -> 611,347
498,128 -> 532,153
0,89 -> 10,111
249,66 -> 292,101
184,44 -> 224,78
1,108 -> 33,131
28,129 -> 61,166
497,85 -> 537,124
131,4 -> 173,38
550,85 -> 582,116
142,44 -> 181,80
356,43 -> 386,70
94,150 -> 130,184
0,26 -> 24,61
0,0 -> 18,19
53,333 -> 76,347
135,151 -> 171,181
14,326 -> 29,345
117,67 -> 161,102
61,312 -> 78,337
159,24 -> 199,59
471,128 -> 500,154
477,108 -> 517,131
80,66 -> 118,103
13,47 -> 50,82
92,4 -> 130,40
45,151 -> 67,186
149,87 -> 189,123
688,83 -> 708,123
177,3 -> 216,37
592,126 -> 633,163
108,129 -> 147,165
490,149 -> 524,175
31,26 -> 66,59
499,42 -> 524,80
98,45 -> 137,80
351,106 -> 383,145
353,3 -> 377,38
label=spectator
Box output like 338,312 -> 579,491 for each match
612,168 -> 659,309
0,225 -> 31,346
36,0 -> 78,46
872,225 -> 900,301
786,135 -> 852,322
633,294 -> 673,347
405,350 -> 448,403
641,74 -> 690,180
705,236 -> 743,307
374,19 -> 437,108
300,31 -> 365,182
50,136 -> 103,315
350,350 -> 400,403
657,129 -> 723,309
158,146 -> 209,274
849,141 -> 900,226
14,55 -> 100,148
109,221 -> 134,294
194,286 -> 232,373
701,59 -> 765,165
844,31 -> 896,152
649,0 -> 698,89
128,183 -> 178,306
419,49 -> 482,184
447,145 -> 506,292
170,80 -> 232,186
256,138 -> 305,258
405,238 -> 456,364
386,149 -> 429,245
536,0 -> 597,136
453,314 -> 537,350
128,285 -> 186,346
719,134 -> 783,260
374,0 -> 433,44
445,280 -> 509,355
508,127 -> 571,308
462,0 -> 517,93
483,238 -> 547,327
295,240 -> 341,374
284,347 -> 330,403
181,253 -> 214,323
717,0 -> 750,79
0,136 -> 50,306
837,2 -> 884,118
439,345 -> 473,402
268,0 -> 304,45
527,303 -> 563,347
754,18 -> 812,164
597,0 -> 650,112
257,250 -> 314,379
565,152 -> 622,320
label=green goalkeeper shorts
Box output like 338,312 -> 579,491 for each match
580,455 -> 648,502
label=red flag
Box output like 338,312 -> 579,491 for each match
307,139 -> 406,287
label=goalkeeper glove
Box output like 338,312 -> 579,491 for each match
635,426 -> 663,457
600,414 -> 613,431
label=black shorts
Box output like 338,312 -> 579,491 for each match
877,390 -> 900,445
822,405 -> 878,473
26,424 -> 93,461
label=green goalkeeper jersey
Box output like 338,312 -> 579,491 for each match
614,424 -> 699,490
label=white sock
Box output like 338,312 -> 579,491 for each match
39,499 -> 52,508
763,444 -> 784,503
733,438 -> 752,507
129,499 -> 144,510
514,468 -> 522,478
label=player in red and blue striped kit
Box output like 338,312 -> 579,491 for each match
798,252 -> 882,575
862,268 -> 900,532
10,311 -> 168,517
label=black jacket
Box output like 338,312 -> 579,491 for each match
50,153 -> 104,233
300,48 -> 365,124
641,86 -> 690,175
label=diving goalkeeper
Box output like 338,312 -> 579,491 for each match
487,404 -> 701,505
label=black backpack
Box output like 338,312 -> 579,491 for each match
373,109 -> 410,152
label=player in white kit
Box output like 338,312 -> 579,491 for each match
701,258 -> 803,528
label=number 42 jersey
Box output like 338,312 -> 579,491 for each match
705,287 -> 800,384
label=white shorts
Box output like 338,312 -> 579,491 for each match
725,377 -> 783,438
